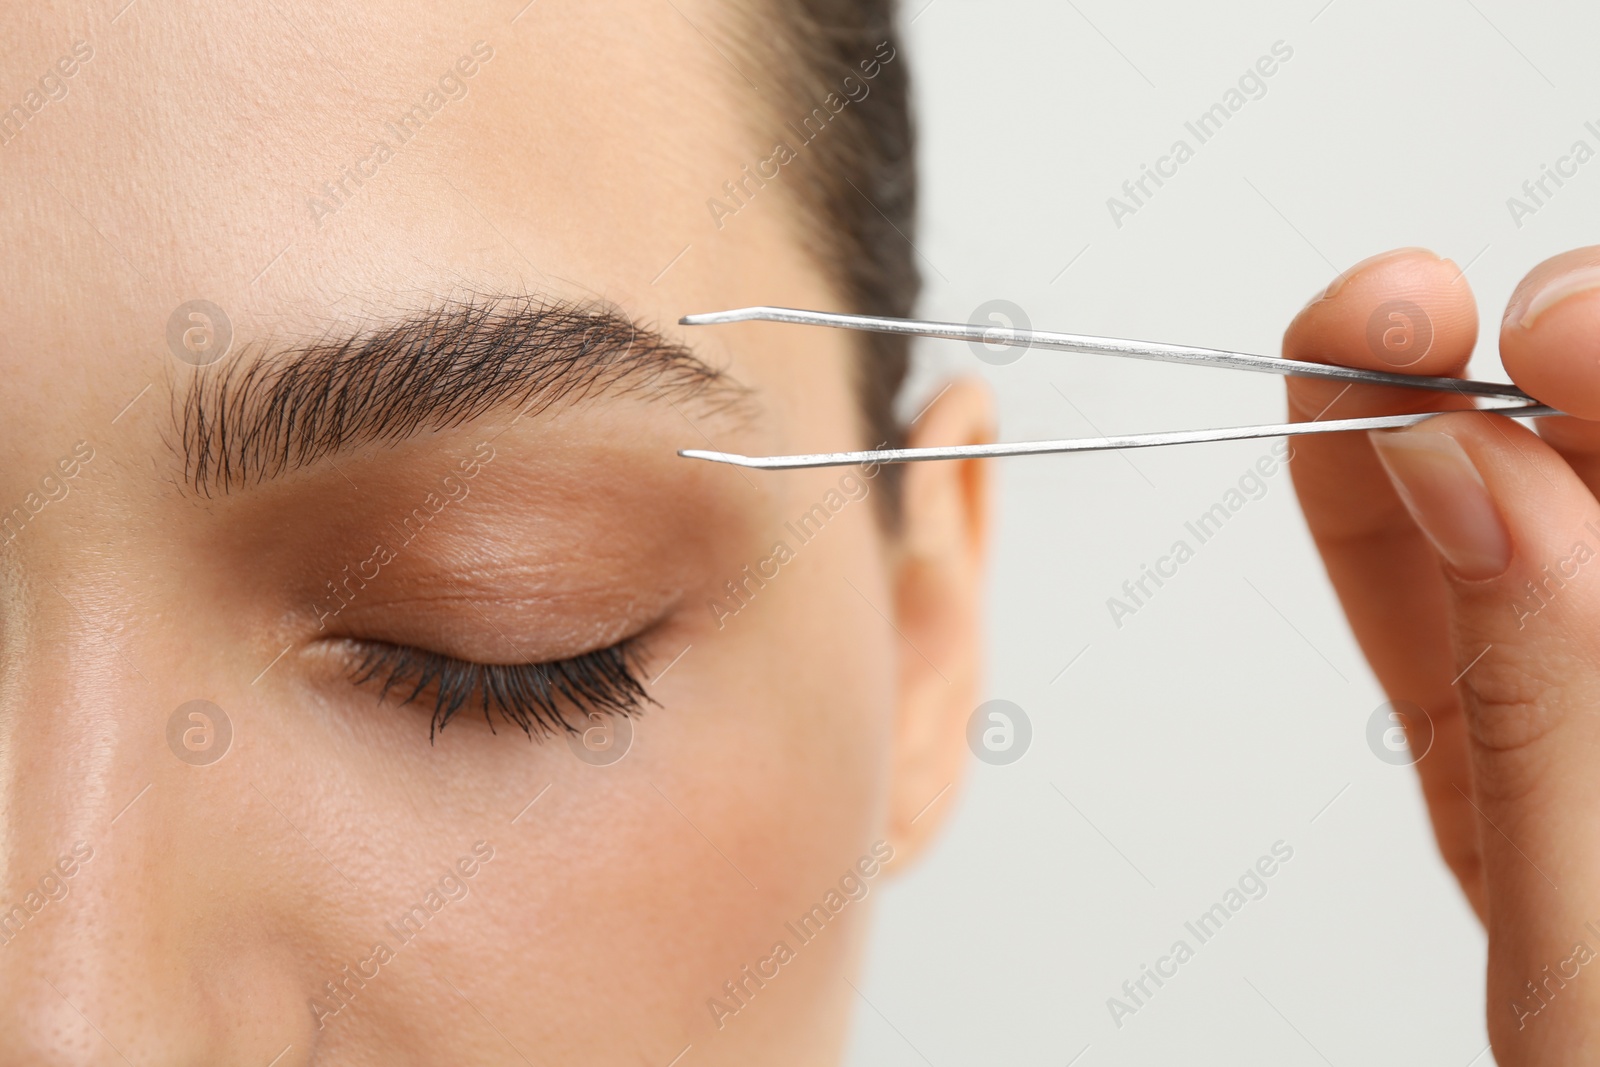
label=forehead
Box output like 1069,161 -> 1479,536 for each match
6,0 -> 748,296
1,0 -> 859,476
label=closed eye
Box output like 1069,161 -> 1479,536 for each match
348,638 -> 655,742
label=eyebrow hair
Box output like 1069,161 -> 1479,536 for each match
178,296 -> 747,495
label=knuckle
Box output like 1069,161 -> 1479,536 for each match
1458,654 -> 1562,753
1457,655 -> 1564,802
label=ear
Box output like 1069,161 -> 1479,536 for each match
882,377 -> 994,869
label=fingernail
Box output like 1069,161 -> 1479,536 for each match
1506,264 -> 1600,330
1368,430 -> 1511,580
1305,247 -> 1436,308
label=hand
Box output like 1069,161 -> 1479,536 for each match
1285,246 -> 1600,1064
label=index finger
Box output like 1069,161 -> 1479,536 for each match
1284,248 -> 1479,583
1282,247 -> 1487,911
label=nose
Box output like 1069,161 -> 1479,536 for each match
0,571 -> 313,1065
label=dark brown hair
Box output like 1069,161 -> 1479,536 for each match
738,0 -> 918,521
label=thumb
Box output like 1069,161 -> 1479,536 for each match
1369,411 -> 1600,1061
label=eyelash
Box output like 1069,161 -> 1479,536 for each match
349,640 -> 654,742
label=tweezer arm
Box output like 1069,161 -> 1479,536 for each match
677,305 -> 1558,470
680,306 -> 1535,401
680,405 -> 1560,470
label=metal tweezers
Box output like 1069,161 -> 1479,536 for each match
675,306 -> 1562,470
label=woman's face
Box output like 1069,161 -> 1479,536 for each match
0,1 -> 989,1063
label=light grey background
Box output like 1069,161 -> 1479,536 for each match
846,1 -> 1598,1063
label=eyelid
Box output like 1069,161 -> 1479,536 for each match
314,574 -> 685,670
347,637 -> 656,743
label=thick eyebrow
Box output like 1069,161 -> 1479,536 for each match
177,296 -> 748,495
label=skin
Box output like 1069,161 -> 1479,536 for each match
0,1 -> 992,1064
1288,246 -> 1600,1063
14,1 -> 1594,1063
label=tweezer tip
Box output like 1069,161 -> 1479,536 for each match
678,448 -> 754,466
679,307 -> 779,326
679,310 -> 735,326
